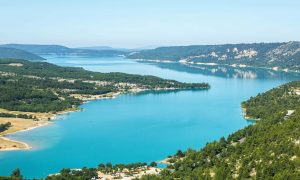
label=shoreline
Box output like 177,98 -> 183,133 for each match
0,137 -> 30,151
70,92 -> 121,101
241,107 -> 260,121
0,116 -> 50,151
159,157 -> 172,165
0,91 -> 122,152
0,87 -> 208,152
129,58 -> 300,74
180,61 -> 300,74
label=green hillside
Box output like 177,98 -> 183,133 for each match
0,47 -> 44,61
128,42 -> 300,71
139,81 -> 300,179
0,59 -> 209,113
12,81 -> 298,179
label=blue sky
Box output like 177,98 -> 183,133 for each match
0,0 -> 299,48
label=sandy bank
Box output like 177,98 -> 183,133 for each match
0,91 -> 121,151
159,157 -> 172,165
0,107 -> 78,151
0,117 -> 50,151
97,167 -> 161,180
0,137 -> 30,151
70,92 -> 121,101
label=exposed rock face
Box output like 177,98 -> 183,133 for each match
128,41 -> 300,71
267,41 -> 300,61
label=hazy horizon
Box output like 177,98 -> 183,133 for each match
0,41 -> 298,50
0,0 -> 299,48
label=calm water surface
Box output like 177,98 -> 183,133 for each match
0,56 -> 296,178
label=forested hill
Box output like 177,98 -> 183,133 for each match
0,44 -> 127,57
27,81 -> 300,179
127,41 -> 300,71
0,59 -> 209,113
139,81 -> 300,179
0,47 -> 45,61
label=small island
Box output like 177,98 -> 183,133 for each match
0,58 -> 210,151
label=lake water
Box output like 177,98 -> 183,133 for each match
0,56 -> 297,178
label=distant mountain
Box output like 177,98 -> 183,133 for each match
78,46 -> 114,50
79,46 -> 140,52
137,45 -> 162,49
0,47 -> 45,60
0,44 -> 127,57
0,44 -> 72,54
127,41 -> 300,71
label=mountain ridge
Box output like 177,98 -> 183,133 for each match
0,47 -> 45,61
0,44 -> 127,57
127,41 -> 300,71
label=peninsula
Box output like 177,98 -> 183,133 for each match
0,58 -> 209,151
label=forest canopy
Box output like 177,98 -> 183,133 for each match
0,59 -> 209,112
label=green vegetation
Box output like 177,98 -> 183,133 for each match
0,58 -> 209,113
128,42 -> 300,71
0,75 -> 81,112
150,162 -> 158,167
3,53 -> 299,179
0,122 -> 11,133
11,169 -> 22,180
0,113 -> 34,119
2,79 -> 299,179
242,81 -> 300,120
46,168 -> 98,180
0,168 -> 23,180
0,47 -> 44,61
97,162 -> 148,173
138,81 -> 300,179
46,162 -> 155,179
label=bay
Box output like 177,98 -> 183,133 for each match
0,56 -> 296,178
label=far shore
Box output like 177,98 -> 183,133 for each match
130,58 -> 300,74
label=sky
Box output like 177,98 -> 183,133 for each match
0,0 -> 299,48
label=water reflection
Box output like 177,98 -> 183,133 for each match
141,62 -> 300,80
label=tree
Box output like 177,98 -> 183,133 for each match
11,168 -> 22,179
106,162 -> 112,169
176,150 -> 185,158
98,163 -> 105,170
150,162 -> 157,167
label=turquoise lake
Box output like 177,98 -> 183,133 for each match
0,56 -> 298,178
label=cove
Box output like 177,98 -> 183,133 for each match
0,56 -> 296,178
